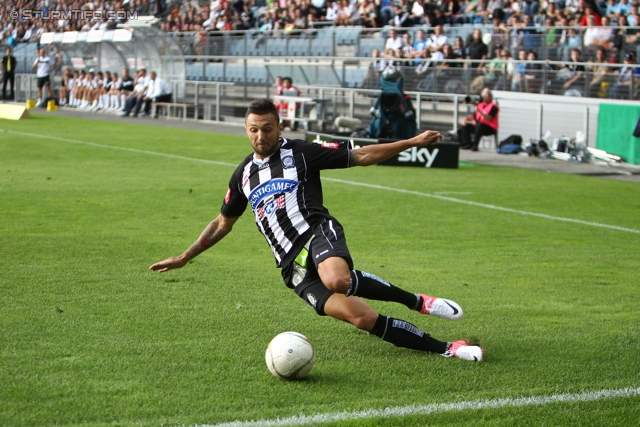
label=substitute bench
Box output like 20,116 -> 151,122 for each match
152,102 -> 197,121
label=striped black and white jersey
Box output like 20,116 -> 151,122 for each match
221,138 -> 352,267
120,76 -> 134,91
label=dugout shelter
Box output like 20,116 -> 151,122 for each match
37,25 -> 185,84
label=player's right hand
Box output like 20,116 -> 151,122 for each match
149,256 -> 187,273
416,130 -> 443,146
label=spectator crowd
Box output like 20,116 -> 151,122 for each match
2,0 -> 639,39
3,0 -> 639,59
2,0 -> 638,99
3,0 -> 639,68
157,0 -> 640,35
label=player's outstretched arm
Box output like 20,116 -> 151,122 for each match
351,130 -> 443,167
149,214 -> 238,273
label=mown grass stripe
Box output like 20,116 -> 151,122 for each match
202,387 -> 640,427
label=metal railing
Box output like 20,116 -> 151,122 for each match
15,68 -> 630,148
14,74 -> 36,102
11,24 -> 638,73
174,80 -> 234,121
182,55 -> 639,101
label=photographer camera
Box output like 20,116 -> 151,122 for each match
457,88 -> 499,151
464,95 -> 481,104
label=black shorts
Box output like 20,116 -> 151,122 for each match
281,218 -> 353,316
37,76 -> 50,89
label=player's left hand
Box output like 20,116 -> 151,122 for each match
149,256 -> 187,273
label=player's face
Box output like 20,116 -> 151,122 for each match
246,113 -> 282,159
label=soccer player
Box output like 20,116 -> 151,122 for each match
107,72 -> 122,110
58,68 -> 73,106
70,70 -> 86,108
79,70 -> 98,109
150,99 -> 484,362
118,68 -> 134,111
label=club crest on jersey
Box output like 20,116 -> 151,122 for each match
258,194 -> 286,219
248,178 -> 298,210
282,155 -> 295,169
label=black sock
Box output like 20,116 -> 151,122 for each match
347,270 -> 421,310
370,315 -> 448,354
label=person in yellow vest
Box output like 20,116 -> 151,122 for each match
458,88 -> 499,151
2,47 -> 17,100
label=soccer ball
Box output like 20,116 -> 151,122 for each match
265,332 -> 315,380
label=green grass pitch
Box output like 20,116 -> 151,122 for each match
1,114 -> 639,426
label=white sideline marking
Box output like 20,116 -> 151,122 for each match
5,129 -> 638,235
200,387 -> 640,427
324,177 -> 640,234
1,129 -> 238,168
434,191 -> 473,195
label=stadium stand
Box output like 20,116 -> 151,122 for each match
226,36 -> 247,57
336,26 -> 362,46
206,63 -> 224,82
343,67 -> 370,88
358,36 -> 386,57
246,65 -> 269,84
186,62 -> 205,81
4,0 -> 639,102
288,38 -> 310,57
